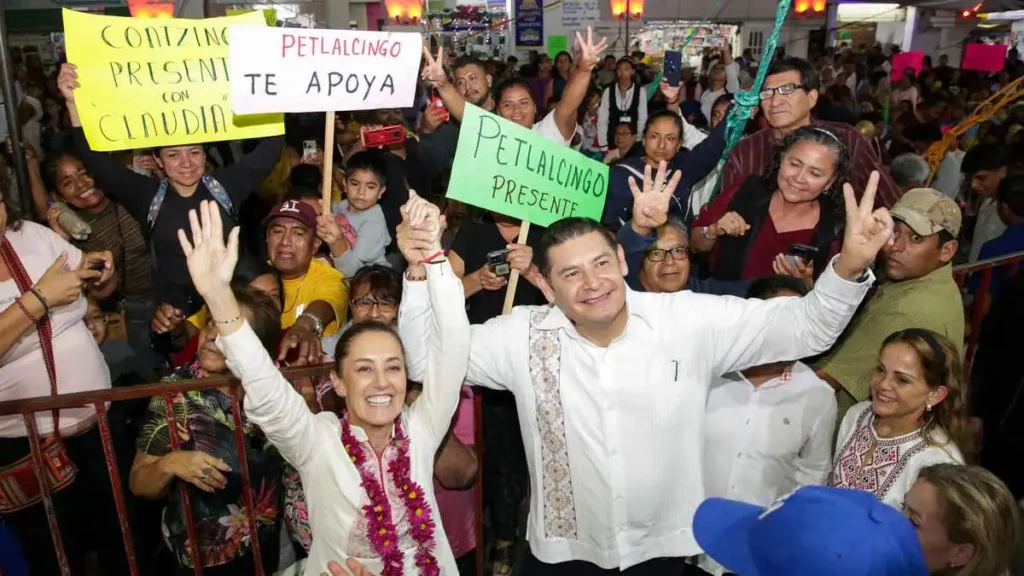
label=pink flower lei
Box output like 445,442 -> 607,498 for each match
341,414 -> 440,576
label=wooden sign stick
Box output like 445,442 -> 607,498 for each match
321,111 -> 336,210
501,221 -> 531,315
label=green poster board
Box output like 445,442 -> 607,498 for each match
548,35 -> 568,60
446,104 -> 608,227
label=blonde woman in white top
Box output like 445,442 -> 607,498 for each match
178,196 -> 469,576
830,329 -> 967,509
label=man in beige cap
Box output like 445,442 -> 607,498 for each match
815,188 -> 965,425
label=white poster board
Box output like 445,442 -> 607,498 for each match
229,27 -> 422,114
561,0 -> 601,28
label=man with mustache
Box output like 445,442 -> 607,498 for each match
815,188 -> 965,426
719,58 -> 902,208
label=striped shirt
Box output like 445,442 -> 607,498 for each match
721,120 -> 903,209
75,201 -> 153,301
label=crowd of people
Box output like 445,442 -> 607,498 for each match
0,30 -> 1023,576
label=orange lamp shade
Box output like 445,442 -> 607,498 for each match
610,0 -> 626,18
794,0 -> 810,12
811,0 -> 825,11
627,0 -> 643,19
127,0 -> 174,18
385,0 -> 424,22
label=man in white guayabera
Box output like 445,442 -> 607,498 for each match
397,161 -> 897,574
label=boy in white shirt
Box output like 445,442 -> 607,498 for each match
317,151 -> 392,277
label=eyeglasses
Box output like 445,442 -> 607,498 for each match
758,83 -> 805,101
645,247 -> 689,263
351,297 -> 397,313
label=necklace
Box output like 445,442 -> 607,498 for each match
341,414 -> 439,576
281,274 -> 308,315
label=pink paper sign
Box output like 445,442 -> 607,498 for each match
963,43 -> 1008,73
891,51 -> 924,82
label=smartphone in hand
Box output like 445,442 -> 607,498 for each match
664,50 -> 683,87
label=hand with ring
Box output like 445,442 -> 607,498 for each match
713,211 -> 751,238
159,450 -> 232,493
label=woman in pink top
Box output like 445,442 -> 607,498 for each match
0,191 -> 127,575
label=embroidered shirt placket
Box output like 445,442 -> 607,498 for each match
529,310 -> 579,540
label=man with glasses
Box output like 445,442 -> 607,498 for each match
720,57 -> 901,208
320,265 -> 402,357
617,212 -> 751,296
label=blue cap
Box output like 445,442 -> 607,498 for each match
694,486 -> 929,576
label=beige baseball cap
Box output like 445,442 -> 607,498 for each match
890,188 -> 962,237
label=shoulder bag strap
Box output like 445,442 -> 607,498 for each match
0,240 -> 60,435
146,179 -> 169,230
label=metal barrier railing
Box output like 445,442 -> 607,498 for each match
0,364 -> 326,576
0,249 -> 1021,575
951,249 -> 1024,375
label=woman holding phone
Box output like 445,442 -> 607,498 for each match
690,125 -> 850,282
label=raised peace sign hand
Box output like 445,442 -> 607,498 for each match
628,160 -> 683,236
834,171 -> 895,280
421,45 -> 448,89
573,27 -> 609,72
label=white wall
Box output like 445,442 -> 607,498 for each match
875,21 -> 905,48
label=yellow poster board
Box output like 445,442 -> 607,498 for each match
226,8 -> 277,27
62,9 -> 284,152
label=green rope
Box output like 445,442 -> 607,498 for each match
710,0 -> 794,199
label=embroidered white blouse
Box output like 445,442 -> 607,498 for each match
218,260 -> 469,576
399,258 -> 873,570
830,401 -> 964,510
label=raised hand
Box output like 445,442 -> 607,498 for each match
57,63 -> 79,104
835,171 -> 894,279
628,160 -> 683,235
396,190 -> 446,266
420,45 -> 448,88
177,200 -> 239,299
659,78 -> 681,108
574,27 -> 609,72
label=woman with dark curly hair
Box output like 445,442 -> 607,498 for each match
691,125 -> 851,281
830,329 -> 968,509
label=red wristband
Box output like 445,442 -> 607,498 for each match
423,250 -> 446,264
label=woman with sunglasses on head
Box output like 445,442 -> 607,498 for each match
179,192 -> 470,574
830,329 -> 968,510
692,125 -> 851,283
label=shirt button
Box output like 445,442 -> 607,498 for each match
745,419 -> 750,425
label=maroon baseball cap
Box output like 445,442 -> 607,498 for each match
262,200 -> 317,230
